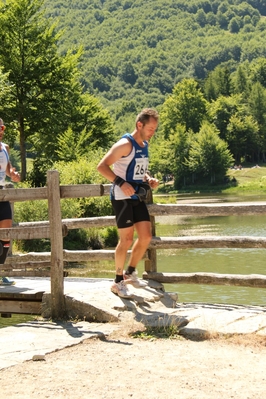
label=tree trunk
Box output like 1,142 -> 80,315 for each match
19,118 -> 27,181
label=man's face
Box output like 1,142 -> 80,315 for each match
139,117 -> 158,141
0,123 -> 5,141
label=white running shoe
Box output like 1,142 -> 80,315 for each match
111,280 -> 132,298
124,271 -> 148,288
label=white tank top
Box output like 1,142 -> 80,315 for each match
0,143 -> 9,185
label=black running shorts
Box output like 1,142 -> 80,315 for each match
111,199 -> 150,229
0,201 -> 12,221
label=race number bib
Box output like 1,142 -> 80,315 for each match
133,157 -> 149,180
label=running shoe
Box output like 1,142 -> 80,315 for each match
124,271 -> 148,288
0,277 -> 15,285
111,280 -> 132,298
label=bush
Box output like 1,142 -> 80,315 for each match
101,227 -> 119,247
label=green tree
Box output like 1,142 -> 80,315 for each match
229,17 -> 240,33
250,57 -> 266,87
248,82 -> 266,127
208,94 -> 242,141
0,0 -> 115,183
248,82 -> 266,161
161,78 -> 208,137
29,91 -> 115,186
227,113 -> 259,163
232,63 -> 249,94
186,122 -> 233,184
204,66 -> 232,100
170,126 -> 192,189
195,9 -> 207,27
148,130 -> 174,179
0,0 -> 80,180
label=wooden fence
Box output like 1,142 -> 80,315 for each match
1,169 -> 266,318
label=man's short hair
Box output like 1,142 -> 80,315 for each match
136,108 -> 159,126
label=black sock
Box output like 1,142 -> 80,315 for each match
115,274 -> 124,283
0,241 -> 10,264
125,266 -> 135,275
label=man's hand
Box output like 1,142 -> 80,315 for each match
147,177 -> 159,189
121,181 -> 135,196
10,167 -> 21,183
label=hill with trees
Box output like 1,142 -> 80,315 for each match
43,0 -> 266,131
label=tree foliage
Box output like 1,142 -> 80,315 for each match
0,0 -> 115,184
43,0 -> 266,126
185,122 -> 233,184
161,79 -> 207,137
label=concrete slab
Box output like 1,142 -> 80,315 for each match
1,278 -> 266,371
0,320 -> 119,370
173,303 -> 266,337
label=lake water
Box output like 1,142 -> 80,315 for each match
154,193 -> 266,306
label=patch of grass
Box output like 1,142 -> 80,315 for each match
132,325 -> 183,340
153,195 -> 177,204
225,164 -> 266,193
155,164 -> 266,195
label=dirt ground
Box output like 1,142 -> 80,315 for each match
1,322 -> 266,399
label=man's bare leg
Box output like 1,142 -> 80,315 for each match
115,226 -> 134,278
124,221 -> 151,287
127,221 -> 152,267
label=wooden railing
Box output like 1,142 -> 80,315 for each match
1,169 -> 266,317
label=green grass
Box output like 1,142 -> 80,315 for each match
132,325 -> 183,340
226,165 -> 266,193
155,164 -> 266,195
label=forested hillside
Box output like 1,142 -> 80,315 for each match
44,0 -> 266,128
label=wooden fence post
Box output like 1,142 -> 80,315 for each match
9,183 -> 14,256
144,189 -> 157,273
47,170 -> 66,319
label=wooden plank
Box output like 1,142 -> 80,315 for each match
0,226 -> 50,239
0,270 -> 51,277
62,216 -> 116,228
0,187 -> 47,202
0,261 -> 51,269
5,249 -> 129,263
102,184 -> 112,196
0,291 -> 44,300
143,272 -> 266,288
6,253 -> 52,262
147,202 -> 266,217
0,300 -> 42,314
63,249 -> 117,261
60,184 -> 104,198
0,224 -> 67,239
150,236 -> 266,249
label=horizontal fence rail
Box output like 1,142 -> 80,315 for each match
142,272 -> 266,288
1,170 -> 266,317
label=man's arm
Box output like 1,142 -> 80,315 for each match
97,139 -> 135,197
5,145 -> 20,182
